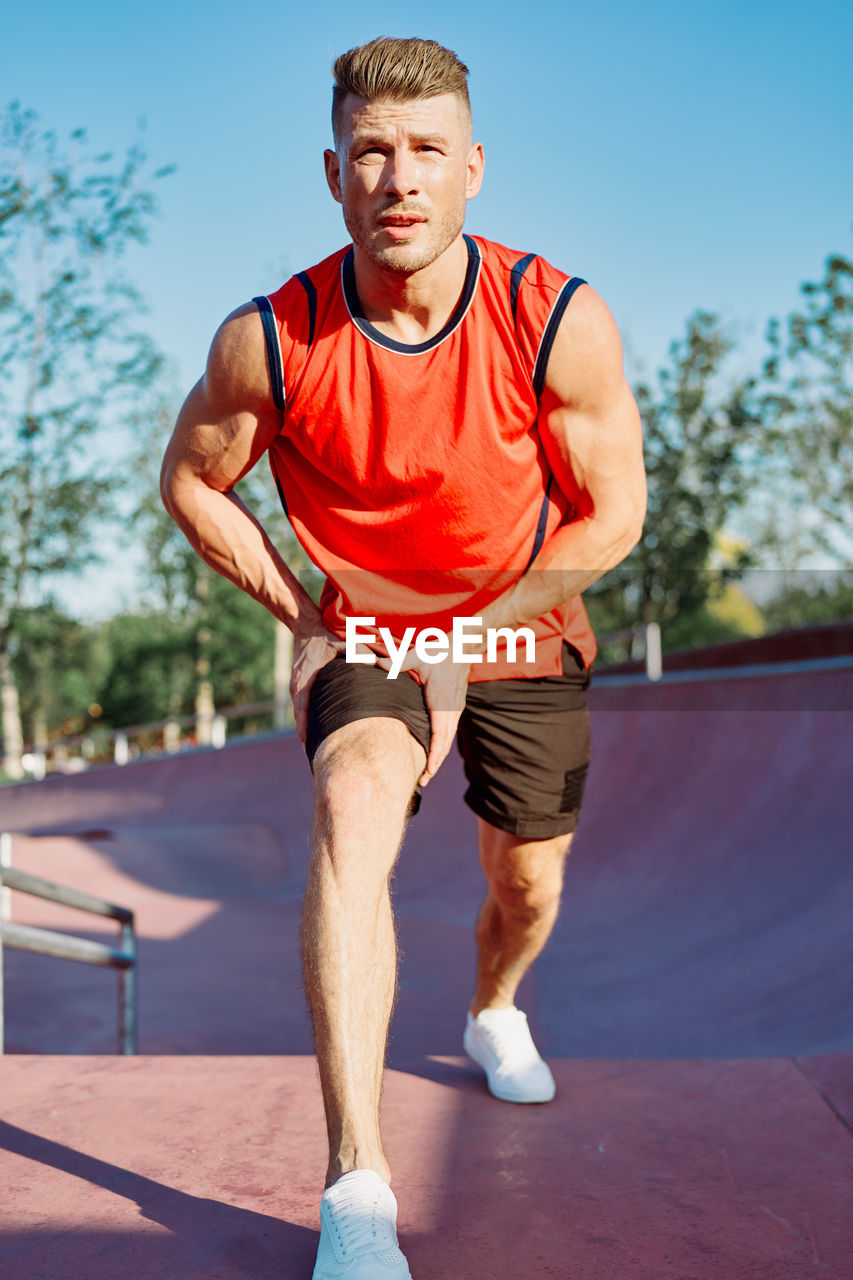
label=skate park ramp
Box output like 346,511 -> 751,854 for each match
1,641 -> 851,1278
2,647 -> 851,1061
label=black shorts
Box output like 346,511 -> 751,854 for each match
306,642 -> 592,840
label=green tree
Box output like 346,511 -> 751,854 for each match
9,601 -> 108,746
758,247 -> 853,564
95,610 -> 195,729
0,102 -> 171,775
761,570 -> 853,631
130,384 -> 321,731
94,580 -> 278,734
588,311 -> 760,654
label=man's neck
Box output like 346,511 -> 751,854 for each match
351,235 -> 470,345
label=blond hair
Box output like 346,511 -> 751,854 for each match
331,36 -> 471,143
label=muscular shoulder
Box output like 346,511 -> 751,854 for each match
543,283 -> 625,407
203,246 -> 349,417
473,236 -> 569,302
161,299 -> 284,495
204,302 -> 272,414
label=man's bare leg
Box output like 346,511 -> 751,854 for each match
302,717 -> 426,1189
471,817 -> 573,1016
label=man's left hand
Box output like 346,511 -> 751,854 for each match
376,642 -> 470,786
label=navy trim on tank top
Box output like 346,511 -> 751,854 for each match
295,271 -> 318,349
252,295 -> 285,413
532,277 -> 586,401
524,275 -> 586,570
509,252 -> 537,327
269,454 -> 290,520
342,234 -> 481,354
524,473 -> 553,571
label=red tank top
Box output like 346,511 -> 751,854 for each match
258,234 -> 597,679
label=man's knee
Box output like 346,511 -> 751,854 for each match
312,718 -> 423,835
491,873 -> 563,920
480,828 -> 573,918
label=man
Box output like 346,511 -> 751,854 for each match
161,35 -> 645,1280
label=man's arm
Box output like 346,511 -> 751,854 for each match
159,303 -> 342,739
387,284 -> 646,789
479,283 -> 646,633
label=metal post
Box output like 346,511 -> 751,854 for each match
0,901 -> 4,1056
0,659 -> 24,781
645,622 -> 663,682
274,620 -> 293,730
211,714 -> 227,749
0,831 -> 11,922
0,832 -> 9,1055
119,920 -> 137,1054
196,680 -> 214,745
0,862 -> 137,1055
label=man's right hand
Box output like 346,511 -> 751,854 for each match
290,622 -> 348,744
374,636 -> 471,788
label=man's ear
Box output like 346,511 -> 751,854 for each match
465,142 -> 485,200
324,148 -> 343,204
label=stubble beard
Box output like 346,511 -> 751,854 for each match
343,200 -> 467,276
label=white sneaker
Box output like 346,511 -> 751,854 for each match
312,1169 -> 413,1279
463,1006 -> 556,1104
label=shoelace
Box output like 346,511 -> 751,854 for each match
478,1009 -> 539,1068
326,1182 -> 393,1257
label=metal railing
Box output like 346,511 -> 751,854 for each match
7,623 -> 666,781
17,696 -> 290,779
0,831 -> 137,1055
597,622 -> 662,680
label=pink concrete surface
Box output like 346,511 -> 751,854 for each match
1,663 -> 852,1277
1,667 -> 851,1059
794,1053 -> 853,1133
1,1054 -> 852,1280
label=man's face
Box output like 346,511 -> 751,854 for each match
325,93 -> 484,275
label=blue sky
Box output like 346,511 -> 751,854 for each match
4,0 -> 853,612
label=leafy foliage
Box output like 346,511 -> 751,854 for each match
92,577 -> 276,730
94,609 -> 195,729
0,101 -> 171,766
588,311 -> 761,641
9,601 -> 108,741
757,249 -> 853,562
0,103 -> 171,616
126,327 -> 323,725
760,570 -> 853,631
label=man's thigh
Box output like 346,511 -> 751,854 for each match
306,653 -> 431,815
311,716 -> 427,851
457,642 -> 592,840
306,654 -> 431,764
